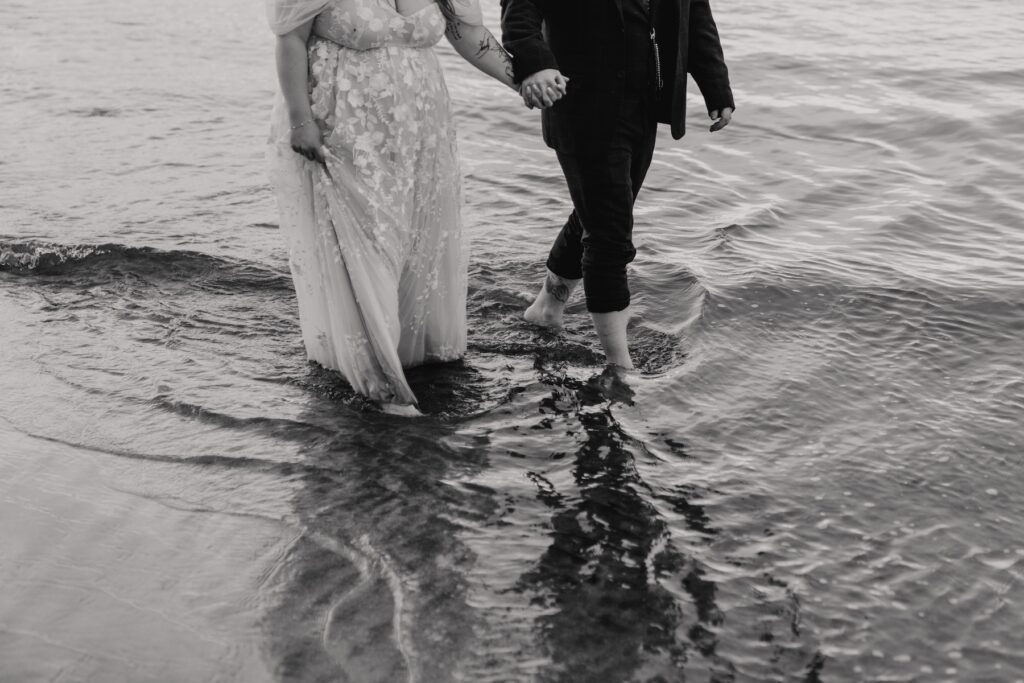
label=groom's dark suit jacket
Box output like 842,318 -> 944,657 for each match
500,0 -> 735,152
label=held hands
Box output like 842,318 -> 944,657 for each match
709,107 -> 734,132
290,119 -> 324,164
520,69 -> 569,110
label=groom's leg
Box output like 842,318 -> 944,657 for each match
555,147 -> 635,366
556,106 -> 655,313
554,96 -> 658,366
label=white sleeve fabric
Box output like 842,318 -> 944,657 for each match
265,0 -> 329,35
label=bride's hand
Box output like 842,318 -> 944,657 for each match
520,69 -> 568,109
290,122 -> 324,164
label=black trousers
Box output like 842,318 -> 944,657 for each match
546,93 -> 658,313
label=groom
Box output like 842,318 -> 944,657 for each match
501,0 -> 735,369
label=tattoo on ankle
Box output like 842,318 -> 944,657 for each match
545,273 -> 571,303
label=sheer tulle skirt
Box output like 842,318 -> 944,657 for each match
268,40 -> 467,405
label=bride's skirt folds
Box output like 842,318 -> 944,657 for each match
268,39 -> 467,404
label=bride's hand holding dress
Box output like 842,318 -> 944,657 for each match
289,120 -> 324,164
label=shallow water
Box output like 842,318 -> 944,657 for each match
2,0 -> 1023,680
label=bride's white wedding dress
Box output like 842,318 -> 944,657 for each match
268,0 -> 480,405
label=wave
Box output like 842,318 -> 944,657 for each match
0,240 -> 293,291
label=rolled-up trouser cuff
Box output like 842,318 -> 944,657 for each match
585,295 -> 631,314
545,255 -> 583,281
582,263 -> 631,313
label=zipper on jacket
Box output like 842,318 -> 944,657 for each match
650,28 -> 664,90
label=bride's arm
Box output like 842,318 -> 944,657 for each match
445,20 -> 517,91
275,20 -> 324,162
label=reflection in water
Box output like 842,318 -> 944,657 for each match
517,368 -> 824,682
262,365 -> 496,683
514,369 -> 734,681
255,360 -> 830,681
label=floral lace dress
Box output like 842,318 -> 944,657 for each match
268,0 -> 481,405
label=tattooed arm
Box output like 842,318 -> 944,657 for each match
445,19 -> 517,90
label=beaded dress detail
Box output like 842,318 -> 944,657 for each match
268,0 -> 481,405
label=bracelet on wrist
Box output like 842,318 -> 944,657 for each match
290,118 -> 314,131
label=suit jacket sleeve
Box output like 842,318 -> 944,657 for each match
686,0 -> 735,114
500,0 -> 559,84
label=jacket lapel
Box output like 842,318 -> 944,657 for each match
612,0 -> 623,26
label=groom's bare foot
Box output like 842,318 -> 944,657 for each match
523,270 -> 579,331
524,298 -> 564,330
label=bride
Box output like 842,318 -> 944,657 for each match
266,0 -> 542,412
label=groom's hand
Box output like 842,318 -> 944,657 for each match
709,107 -> 734,132
520,69 -> 569,109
